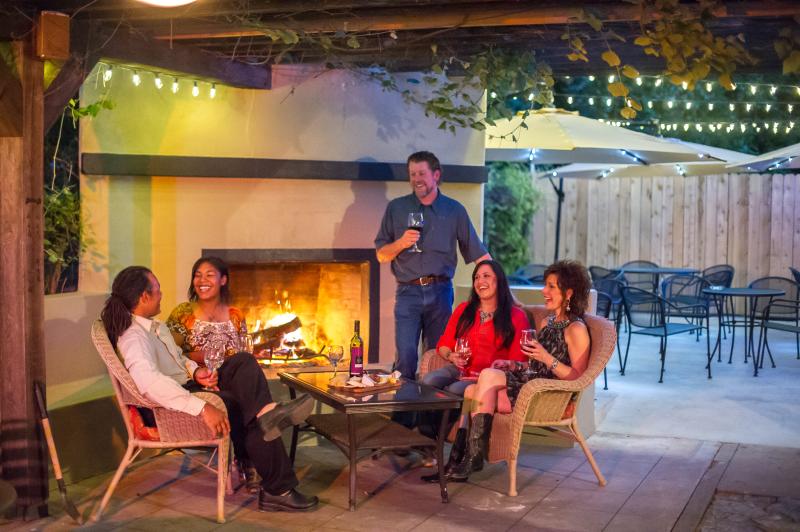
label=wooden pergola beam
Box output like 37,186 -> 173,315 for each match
145,1 -> 800,41
0,37 -> 47,517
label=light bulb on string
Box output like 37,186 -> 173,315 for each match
210,83 -> 216,99
796,87 -> 800,96
667,100 -> 674,108
171,77 -> 179,94
608,74 -> 615,83
588,75 -> 595,81
681,81 -> 688,90
708,103 -> 714,110
192,81 -> 199,97
655,78 -> 662,87
528,93 -> 534,101
695,124 -> 702,132
635,77 -> 642,86
132,71 -> 141,86
647,100 -> 653,109
588,97 -> 595,105
766,103 -> 772,112
683,123 -> 690,131
729,103 -> 735,111
763,122 -> 769,129
490,91 -> 497,98
606,98 -> 612,107
567,96 -> 573,104
746,103 -> 752,112
685,101 -> 692,109
705,82 -> 713,92
749,84 -> 757,95
789,104 -> 794,113
103,66 -> 113,82
770,86 -> 777,95
740,123 -> 746,132
154,74 -> 163,89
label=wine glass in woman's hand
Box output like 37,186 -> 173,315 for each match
203,349 -> 225,390
455,337 -> 471,378
520,329 -> 539,378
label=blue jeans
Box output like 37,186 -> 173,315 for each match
394,281 -> 454,380
421,364 -> 472,396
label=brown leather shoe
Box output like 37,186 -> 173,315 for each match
258,488 -> 318,512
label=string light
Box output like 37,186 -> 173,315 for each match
766,103 -> 772,112
685,101 -> 692,109
790,104 -> 794,113
567,96 -> 573,104
132,71 -> 141,86
705,82 -> 713,92
796,87 -> 800,96
770,85 -> 777,95
647,100 -> 653,109
750,84 -> 757,95
683,123 -> 690,131
154,74 -> 163,89
655,78 -> 662,87
588,75 -> 595,81
708,103 -> 714,110
171,77 -> 179,94
636,77 -> 642,86
667,100 -> 674,108
210,83 -> 216,99
746,103 -> 752,112
606,98 -> 612,107
588,97 -> 594,105
681,81 -> 688,90
608,74 -> 615,83
729,103 -> 735,111
103,66 -> 113,82
192,81 -> 200,97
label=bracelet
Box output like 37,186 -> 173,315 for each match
550,358 -> 559,371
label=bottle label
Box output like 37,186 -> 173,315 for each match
350,346 -> 363,375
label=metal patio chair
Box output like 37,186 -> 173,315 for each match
512,264 -> 547,284
661,274 -> 711,342
621,286 -> 712,382
589,265 -> 620,282
748,277 -> 800,364
619,260 -> 659,294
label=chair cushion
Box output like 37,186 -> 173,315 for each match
128,406 -> 160,441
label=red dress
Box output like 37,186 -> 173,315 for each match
436,302 -> 529,377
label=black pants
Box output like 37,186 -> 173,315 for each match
194,352 -> 298,496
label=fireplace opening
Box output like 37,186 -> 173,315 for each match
204,249 -> 379,365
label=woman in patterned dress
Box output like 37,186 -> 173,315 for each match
440,260 -> 592,483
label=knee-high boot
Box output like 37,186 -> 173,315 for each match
420,427 -> 468,483
449,414 -> 493,482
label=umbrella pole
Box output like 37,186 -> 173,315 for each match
549,177 -> 565,262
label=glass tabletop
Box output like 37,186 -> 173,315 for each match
701,287 -> 786,297
278,371 -> 462,412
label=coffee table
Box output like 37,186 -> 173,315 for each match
278,371 -> 462,511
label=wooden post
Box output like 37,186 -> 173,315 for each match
0,37 -> 47,517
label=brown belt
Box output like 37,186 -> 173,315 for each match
400,275 -> 450,286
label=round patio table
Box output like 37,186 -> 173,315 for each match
702,287 -> 785,376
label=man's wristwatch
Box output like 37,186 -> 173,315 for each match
550,358 -> 559,371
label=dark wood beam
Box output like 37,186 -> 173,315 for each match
0,37 -> 48,517
142,1 -> 800,41
82,23 -> 271,89
0,48 -> 23,137
43,54 -> 88,132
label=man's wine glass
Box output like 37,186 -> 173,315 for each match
328,345 -> 344,378
203,348 -> 225,390
455,337 -> 471,378
407,212 -> 424,253
520,329 -> 539,378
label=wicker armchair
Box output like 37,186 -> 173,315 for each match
90,320 -> 230,524
419,306 -> 615,496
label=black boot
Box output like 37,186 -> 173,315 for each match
449,414 -> 493,482
420,428 -> 467,483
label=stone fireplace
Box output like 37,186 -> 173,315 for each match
207,248 -> 379,363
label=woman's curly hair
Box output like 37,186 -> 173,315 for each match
544,260 -> 591,319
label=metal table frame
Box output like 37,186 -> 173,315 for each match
278,371 -> 462,511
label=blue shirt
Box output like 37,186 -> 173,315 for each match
374,191 -> 488,283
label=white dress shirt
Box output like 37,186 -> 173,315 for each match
117,314 -> 206,416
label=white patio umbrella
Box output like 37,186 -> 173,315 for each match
485,108 -> 717,165
533,140 -> 749,180
726,141 -> 800,172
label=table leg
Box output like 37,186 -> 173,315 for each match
728,297 -> 737,364
347,414 -> 357,511
749,297 -> 759,377
288,387 -> 299,464
710,295 -> 723,362
437,408 -> 450,504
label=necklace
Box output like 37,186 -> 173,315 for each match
547,315 -> 571,329
479,309 -> 494,323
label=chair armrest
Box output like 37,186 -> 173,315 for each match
418,348 -> 449,379
153,392 -> 228,443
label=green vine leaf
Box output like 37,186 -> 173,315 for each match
601,50 -> 621,66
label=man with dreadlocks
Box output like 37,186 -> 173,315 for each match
100,266 -> 319,513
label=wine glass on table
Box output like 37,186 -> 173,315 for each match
407,212 -> 424,253
328,345 -> 344,379
520,329 -> 539,378
203,348 -> 225,390
455,337 -> 472,378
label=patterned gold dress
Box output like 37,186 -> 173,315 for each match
166,302 -> 246,358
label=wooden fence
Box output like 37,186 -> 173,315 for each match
529,173 -> 800,287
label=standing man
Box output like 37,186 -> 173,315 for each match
375,151 -> 490,380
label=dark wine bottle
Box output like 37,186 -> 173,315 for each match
349,320 -> 364,377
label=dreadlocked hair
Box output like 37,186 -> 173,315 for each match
101,266 -> 153,348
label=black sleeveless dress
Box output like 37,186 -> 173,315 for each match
505,315 -> 584,406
